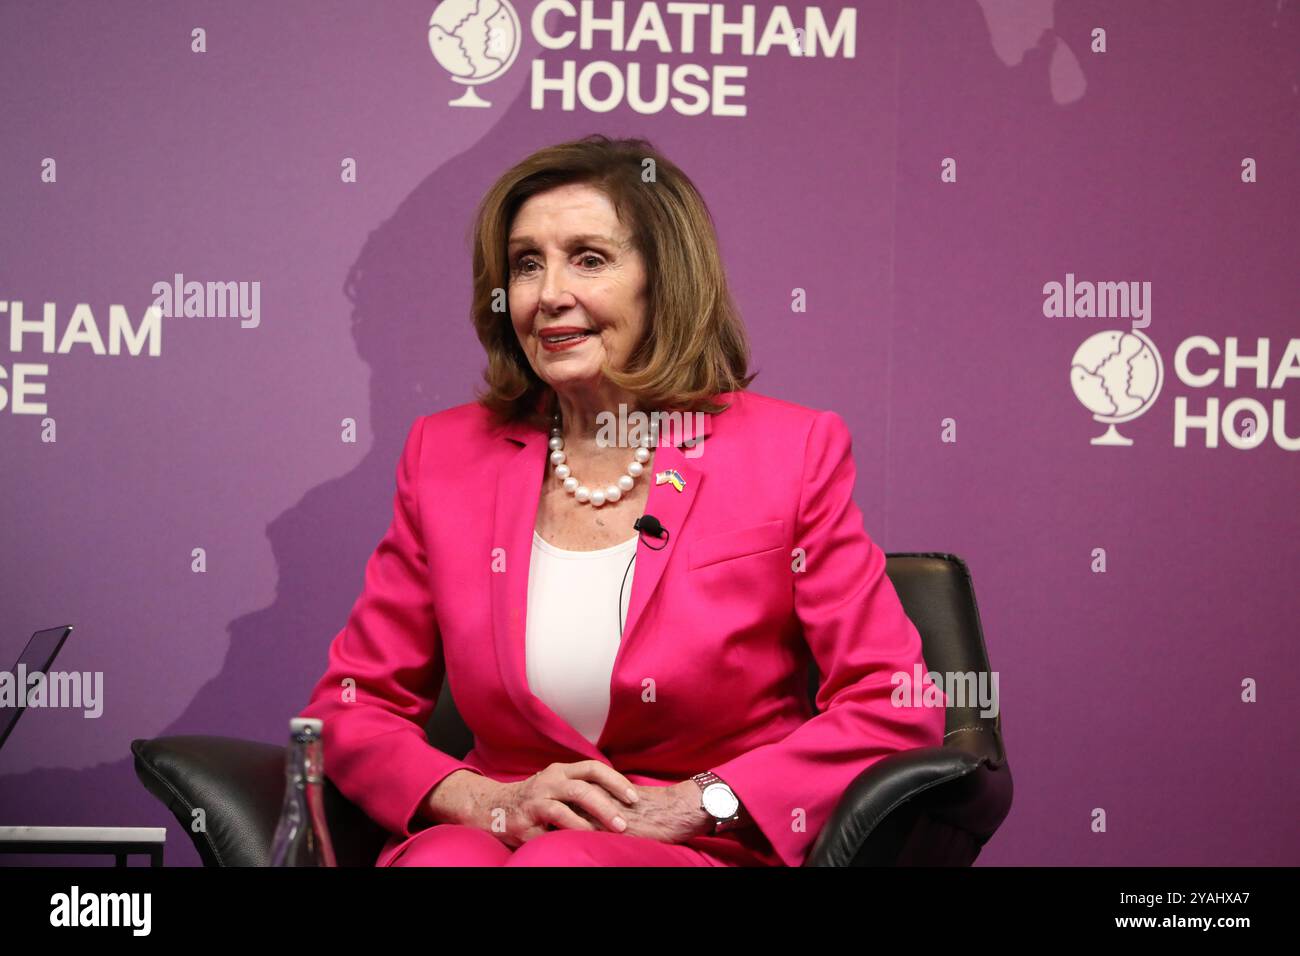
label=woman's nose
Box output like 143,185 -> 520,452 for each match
539,262 -> 572,310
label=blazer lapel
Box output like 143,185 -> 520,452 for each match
614,415 -> 710,656
490,419 -> 573,752
489,407 -> 714,758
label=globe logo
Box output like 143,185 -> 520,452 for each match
1070,329 -> 1163,445
428,0 -> 522,109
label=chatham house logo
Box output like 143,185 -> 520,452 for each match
1069,330 -> 1164,445
428,0 -> 522,108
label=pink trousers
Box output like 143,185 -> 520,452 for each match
377,824 -> 772,867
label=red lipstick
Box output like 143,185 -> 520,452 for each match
539,326 -> 594,352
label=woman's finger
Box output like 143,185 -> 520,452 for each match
557,778 -> 630,834
541,799 -> 599,833
568,760 -> 641,805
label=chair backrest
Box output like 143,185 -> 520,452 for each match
427,552 -> 1001,765
879,553 -> 1003,764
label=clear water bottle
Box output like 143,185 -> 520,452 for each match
269,717 -> 337,866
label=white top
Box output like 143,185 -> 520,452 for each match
525,530 -> 638,745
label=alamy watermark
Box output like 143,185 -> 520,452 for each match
892,664 -> 999,719
151,272 -> 260,328
593,404 -> 707,458
0,666 -> 103,718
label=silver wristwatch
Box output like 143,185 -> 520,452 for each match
691,771 -> 743,833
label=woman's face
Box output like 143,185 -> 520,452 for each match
507,182 -> 648,398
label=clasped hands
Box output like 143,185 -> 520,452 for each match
480,760 -> 714,848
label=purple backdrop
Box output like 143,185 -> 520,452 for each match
1,0 -> 1296,867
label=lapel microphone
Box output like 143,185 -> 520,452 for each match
620,514 -> 670,637
633,514 -> 669,548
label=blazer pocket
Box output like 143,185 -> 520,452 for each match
688,519 -> 786,571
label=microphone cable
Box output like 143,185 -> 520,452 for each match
619,517 -> 669,637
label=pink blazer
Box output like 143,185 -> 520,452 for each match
298,389 -> 947,867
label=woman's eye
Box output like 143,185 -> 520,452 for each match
512,253 -> 603,274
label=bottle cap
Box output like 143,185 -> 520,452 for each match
290,717 -> 323,735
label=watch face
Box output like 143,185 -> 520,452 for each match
702,783 -> 739,819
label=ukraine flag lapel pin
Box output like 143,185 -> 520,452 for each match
655,468 -> 686,492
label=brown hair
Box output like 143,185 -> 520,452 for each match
469,133 -> 756,429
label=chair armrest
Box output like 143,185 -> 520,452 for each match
806,729 -> 1014,866
131,735 -> 388,867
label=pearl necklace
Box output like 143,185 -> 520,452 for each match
549,412 -> 653,507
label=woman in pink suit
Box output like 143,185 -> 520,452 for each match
298,134 -> 947,867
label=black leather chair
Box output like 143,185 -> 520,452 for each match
132,553 -> 1012,866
